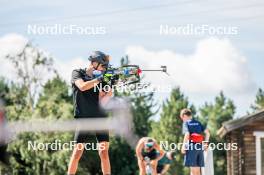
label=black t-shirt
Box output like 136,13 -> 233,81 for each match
71,68 -> 105,118
141,148 -> 159,160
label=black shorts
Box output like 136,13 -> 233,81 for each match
74,115 -> 109,143
157,165 -> 164,173
74,130 -> 109,143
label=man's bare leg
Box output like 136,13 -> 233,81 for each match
151,160 -> 158,175
190,167 -> 201,175
98,141 -> 111,175
138,159 -> 146,175
67,143 -> 85,175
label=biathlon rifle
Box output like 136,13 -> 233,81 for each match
102,65 -> 169,86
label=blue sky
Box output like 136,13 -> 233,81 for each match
0,0 -> 263,117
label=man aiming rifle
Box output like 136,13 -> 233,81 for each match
67,51 -> 112,175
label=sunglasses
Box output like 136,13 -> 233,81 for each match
145,142 -> 154,148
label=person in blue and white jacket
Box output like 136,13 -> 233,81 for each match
180,108 -> 210,175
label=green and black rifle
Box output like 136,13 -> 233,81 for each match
102,65 -> 168,86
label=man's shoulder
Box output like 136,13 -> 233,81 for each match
195,119 -> 203,124
190,118 -> 200,123
72,68 -> 87,78
72,68 -> 85,74
189,119 -> 204,128
71,68 -> 86,84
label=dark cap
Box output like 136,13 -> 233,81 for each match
88,51 -> 109,67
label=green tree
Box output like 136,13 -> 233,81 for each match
199,91 -> 235,175
6,76 -> 75,175
151,87 -> 195,175
131,91 -> 157,137
0,77 -> 28,115
5,42 -> 54,111
0,77 -> 10,104
5,82 -> 29,121
109,137 -> 138,175
118,55 -> 157,137
251,88 -> 264,112
0,42 -> 75,174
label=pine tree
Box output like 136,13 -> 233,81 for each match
130,91 -> 157,137
151,87 -> 195,175
6,76 -> 75,175
119,55 -> 157,137
0,77 -> 10,104
5,42 -> 54,111
251,88 -> 264,112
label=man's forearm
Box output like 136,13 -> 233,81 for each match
79,79 -> 100,91
181,134 -> 189,152
136,147 -> 143,160
204,129 -> 210,142
136,151 -> 143,159
205,134 -> 210,142
183,134 -> 189,144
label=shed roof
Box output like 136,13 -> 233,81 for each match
217,109 -> 264,138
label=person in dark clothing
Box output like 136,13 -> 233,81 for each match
157,151 -> 175,175
67,51 -> 112,175
136,137 -> 165,175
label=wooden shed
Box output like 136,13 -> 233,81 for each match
218,109 -> 264,175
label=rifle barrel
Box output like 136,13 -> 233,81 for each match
141,69 -> 164,71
